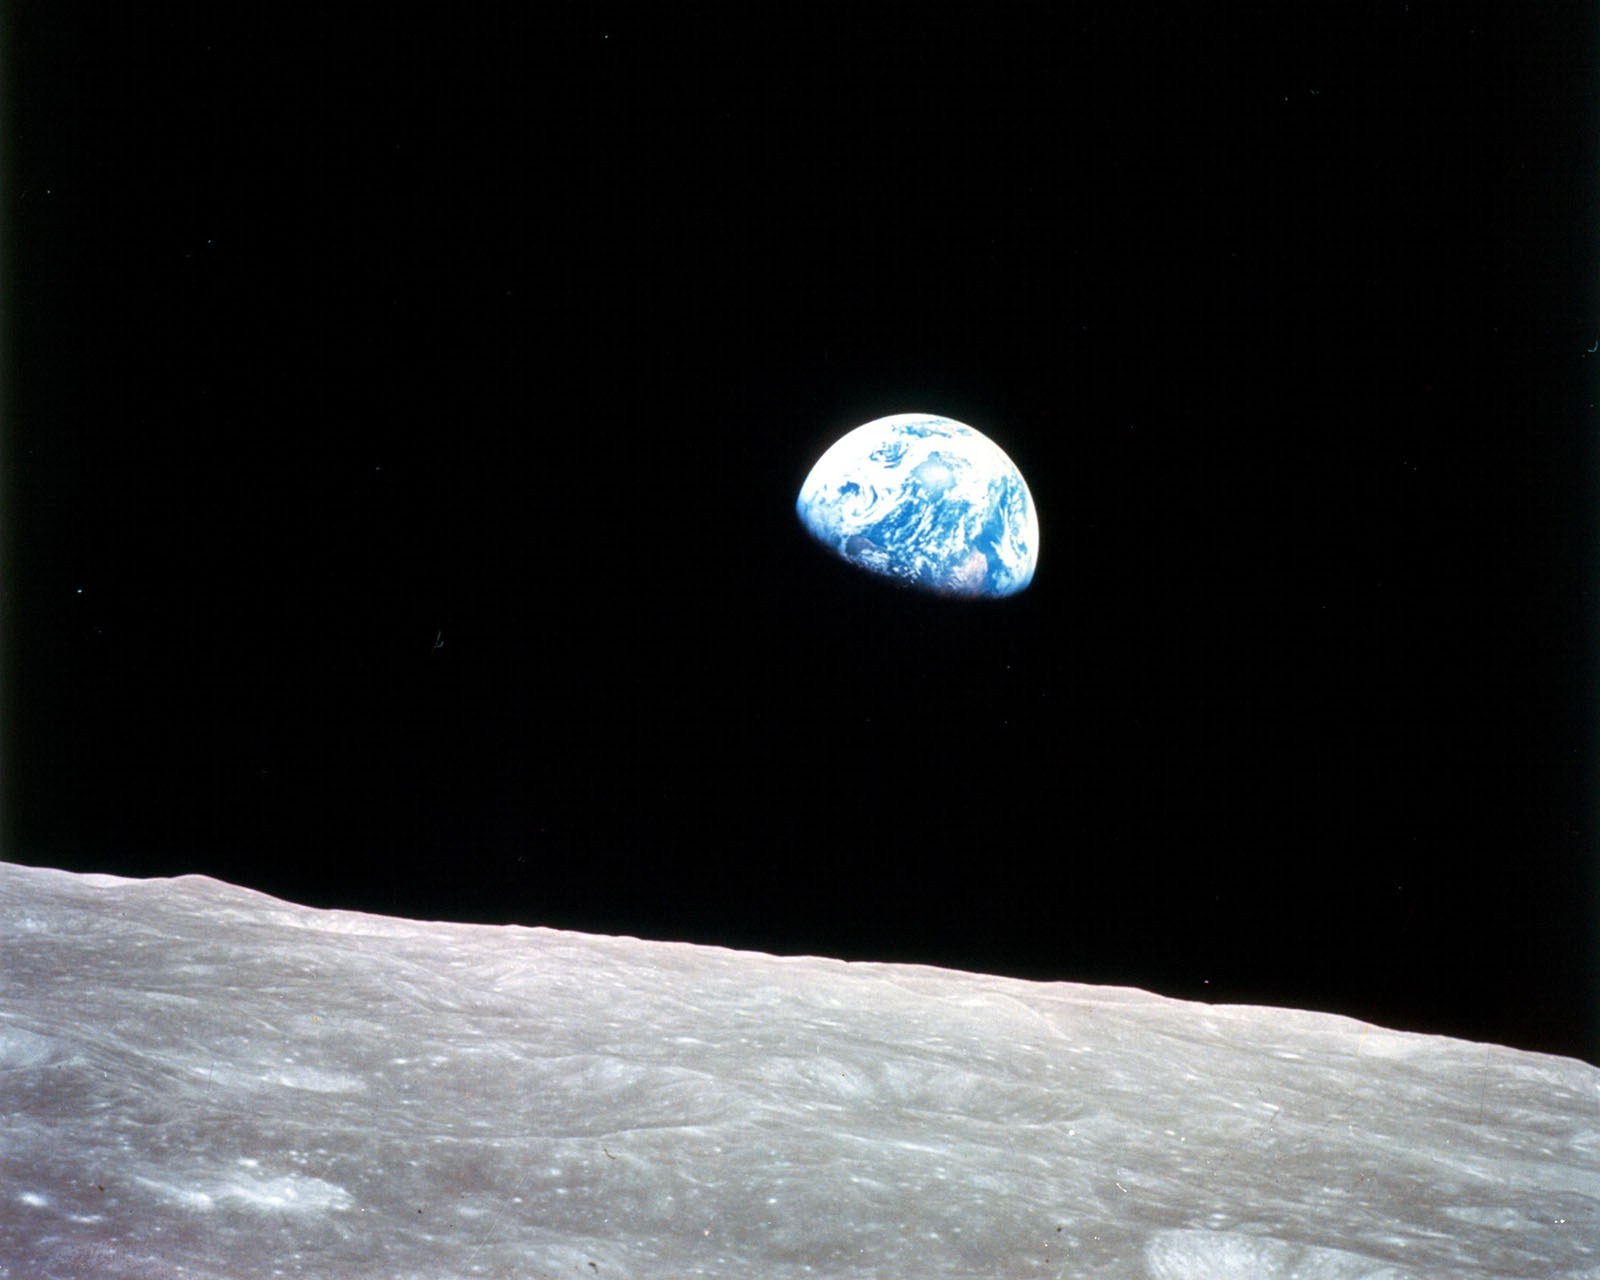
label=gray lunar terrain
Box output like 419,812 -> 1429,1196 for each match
1,861 -> 1596,1278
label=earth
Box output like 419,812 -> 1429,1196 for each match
796,414 -> 1038,598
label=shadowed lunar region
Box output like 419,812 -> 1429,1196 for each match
2,862 -> 1597,1278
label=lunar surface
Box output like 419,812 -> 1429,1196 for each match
2,862 -> 1596,1278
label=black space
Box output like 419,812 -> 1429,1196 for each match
6,4 -> 1597,1063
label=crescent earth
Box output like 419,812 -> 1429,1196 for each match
796,413 -> 1039,599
